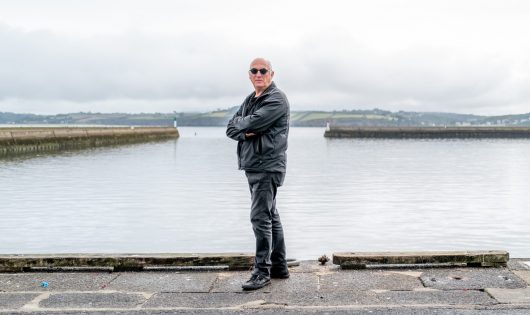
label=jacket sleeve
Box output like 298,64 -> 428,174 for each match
226,105 -> 246,141
230,98 -> 286,134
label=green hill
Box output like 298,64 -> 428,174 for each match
1,108 -> 529,127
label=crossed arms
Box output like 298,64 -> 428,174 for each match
226,98 -> 285,141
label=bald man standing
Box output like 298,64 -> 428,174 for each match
226,58 -> 291,290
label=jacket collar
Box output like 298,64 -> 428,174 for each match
252,81 -> 276,98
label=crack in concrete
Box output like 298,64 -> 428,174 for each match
419,275 -> 430,287
208,274 -> 220,293
99,273 -> 121,290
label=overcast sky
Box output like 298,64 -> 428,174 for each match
1,0 -> 529,115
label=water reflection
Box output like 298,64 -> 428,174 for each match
1,127 -> 529,259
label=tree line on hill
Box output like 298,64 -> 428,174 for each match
1,108 -> 529,127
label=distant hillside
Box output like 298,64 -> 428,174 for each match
1,108 -> 530,127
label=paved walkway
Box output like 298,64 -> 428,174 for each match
1,259 -> 530,314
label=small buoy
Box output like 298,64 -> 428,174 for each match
40,281 -> 49,288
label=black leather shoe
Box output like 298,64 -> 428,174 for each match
242,274 -> 271,291
270,267 -> 290,279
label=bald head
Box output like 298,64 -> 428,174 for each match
250,58 -> 272,71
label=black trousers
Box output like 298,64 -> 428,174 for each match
245,171 -> 287,277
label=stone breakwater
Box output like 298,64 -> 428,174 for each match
324,126 -> 530,139
0,126 -> 179,156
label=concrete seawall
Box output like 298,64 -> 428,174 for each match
324,126 -> 530,139
1,252 -> 529,313
0,126 -> 179,156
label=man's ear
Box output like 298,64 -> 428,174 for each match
271,71 -> 275,78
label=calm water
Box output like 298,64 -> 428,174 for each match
1,127 -> 529,259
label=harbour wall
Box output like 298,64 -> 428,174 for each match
324,126 -> 530,139
0,126 -> 179,156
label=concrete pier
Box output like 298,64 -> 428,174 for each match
324,126 -> 530,139
0,126 -> 179,156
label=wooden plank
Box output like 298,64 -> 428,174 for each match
333,250 -> 509,269
0,253 -> 254,272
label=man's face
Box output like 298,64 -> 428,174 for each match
249,60 -> 274,91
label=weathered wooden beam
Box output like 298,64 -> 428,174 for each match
333,250 -> 509,269
0,253 -> 254,272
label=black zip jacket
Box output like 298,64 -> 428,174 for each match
226,82 -> 290,172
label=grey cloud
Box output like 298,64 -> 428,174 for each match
0,25 -> 247,102
278,30 -> 523,113
0,24 -> 529,115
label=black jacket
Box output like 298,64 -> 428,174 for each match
226,82 -> 290,172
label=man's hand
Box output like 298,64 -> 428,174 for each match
245,132 -> 256,139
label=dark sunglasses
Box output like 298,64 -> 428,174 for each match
249,68 -> 269,75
